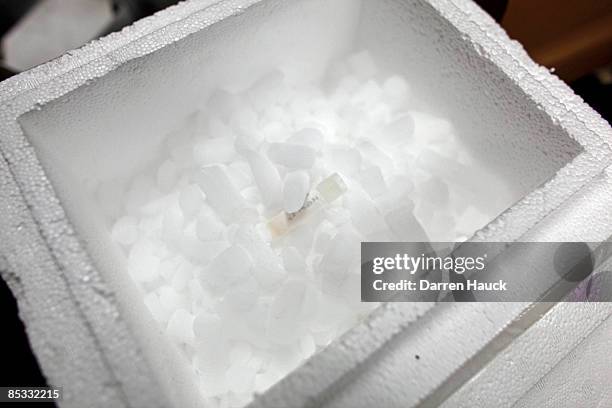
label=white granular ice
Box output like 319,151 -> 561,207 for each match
103,50 -> 511,406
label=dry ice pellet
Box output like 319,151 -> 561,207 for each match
103,50 -> 509,407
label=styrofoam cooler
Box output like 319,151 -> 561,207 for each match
0,0 -> 611,407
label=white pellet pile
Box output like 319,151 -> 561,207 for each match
103,50 -> 510,407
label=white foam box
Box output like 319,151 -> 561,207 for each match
1,0 -> 611,407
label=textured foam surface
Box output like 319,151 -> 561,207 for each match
0,0 -> 611,407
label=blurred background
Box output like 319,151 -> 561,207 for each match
0,0 -> 610,120
0,0 -> 610,403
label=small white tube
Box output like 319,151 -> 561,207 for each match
267,173 -> 347,237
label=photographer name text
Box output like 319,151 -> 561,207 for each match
372,279 -> 507,292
